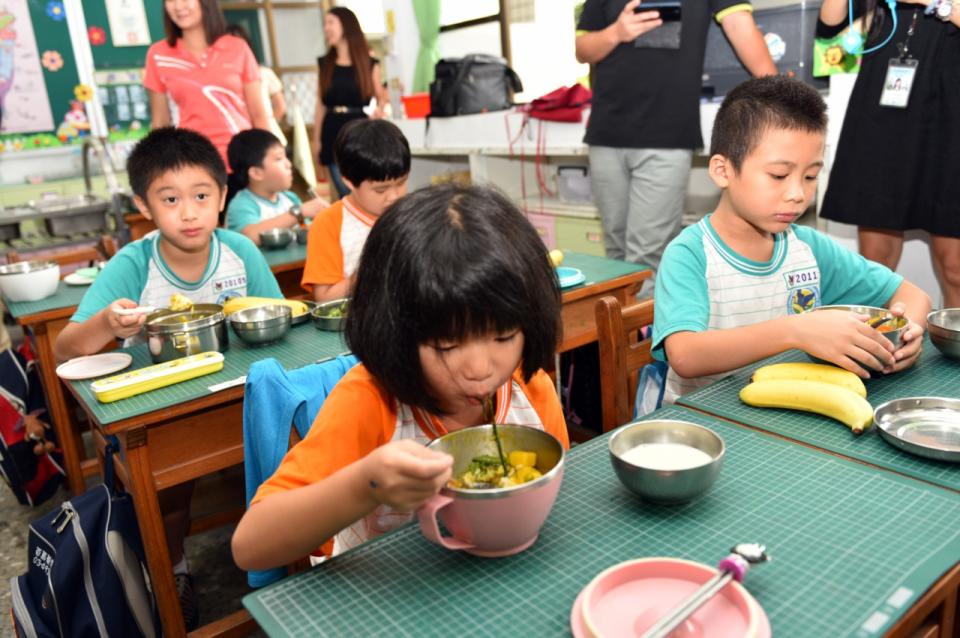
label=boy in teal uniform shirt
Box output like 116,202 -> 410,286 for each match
54,126 -> 283,630
652,76 -> 931,405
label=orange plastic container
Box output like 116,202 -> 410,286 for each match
401,92 -> 431,119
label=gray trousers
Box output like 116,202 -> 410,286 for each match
588,147 -> 693,277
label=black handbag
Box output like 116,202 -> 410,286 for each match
429,54 -> 523,117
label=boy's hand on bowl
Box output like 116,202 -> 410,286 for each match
364,440 -> 453,513
795,310 -> 896,378
885,303 -> 924,373
107,300 -> 148,338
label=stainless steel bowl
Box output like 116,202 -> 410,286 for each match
812,305 -> 907,348
874,397 -> 960,462
145,304 -> 228,363
0,260 -> 60,302
608,420 -> 724,504
229,304 -> 292,345
312,297 -> 349,331
296,227 -> 309,245
927,309 -> 960,360
259,228 -> 295,249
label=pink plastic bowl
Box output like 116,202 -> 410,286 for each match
417,424 -> 564,557
581,558 -> 763,638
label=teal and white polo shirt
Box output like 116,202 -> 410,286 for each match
225,188 -> 302,234
72,228 -> 283,346
652,216 -> 903,404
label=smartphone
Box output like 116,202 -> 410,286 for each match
634,1 -> 682,21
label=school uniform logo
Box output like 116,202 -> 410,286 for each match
213,274 -> 247,305
784,267 -> 821,314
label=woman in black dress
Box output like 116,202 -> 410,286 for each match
818,0 -> 960,307
312,7 -> 388,199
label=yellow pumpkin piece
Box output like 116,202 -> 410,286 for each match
513,466 -> 542,484
508,450 -> 537,468
169,293 -> 194,312
222,296 -> 309,318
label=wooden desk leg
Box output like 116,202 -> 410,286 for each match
124,427 -> 187,638
30,323 -> 86,495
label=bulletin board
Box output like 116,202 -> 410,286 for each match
0,0 -> 83,151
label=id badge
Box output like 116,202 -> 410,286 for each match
879,58 -> 918,108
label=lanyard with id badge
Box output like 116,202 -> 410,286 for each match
879,10 -> 921,108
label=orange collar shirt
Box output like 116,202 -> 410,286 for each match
252,364 -> 569,557
300,197 -> 377,292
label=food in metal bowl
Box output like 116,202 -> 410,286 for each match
259,228 -> 295,249
312,297 -> 349,331
145,304 -> 228,363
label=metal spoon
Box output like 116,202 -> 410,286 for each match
640,544 -> 770,638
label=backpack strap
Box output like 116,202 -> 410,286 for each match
104,435 -> 120,493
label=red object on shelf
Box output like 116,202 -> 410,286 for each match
401,93 -> 431,119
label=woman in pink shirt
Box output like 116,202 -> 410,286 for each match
144,0 -> 268,168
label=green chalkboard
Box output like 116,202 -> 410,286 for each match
223,9 -> 265,65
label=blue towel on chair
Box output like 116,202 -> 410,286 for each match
242,354 -> 358,587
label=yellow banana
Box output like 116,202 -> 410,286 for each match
222,296 -> 309,318
751,362 -> 866,398
739,380 -> 873,435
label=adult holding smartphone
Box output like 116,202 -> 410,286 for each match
145,0 -> 269,170
818,0 -> 960,307
576,0 -> 776,291
313,7 -> 390,200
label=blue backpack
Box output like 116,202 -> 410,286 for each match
9,438 -> 161,638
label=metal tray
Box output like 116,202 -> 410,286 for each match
291,300 -> 317,326
873,397 -> 960,463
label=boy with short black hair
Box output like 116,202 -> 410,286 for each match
302,118 -> 410,302
225,128 -> 326,244
54,126 -> 283,630
652,76 -> 931,404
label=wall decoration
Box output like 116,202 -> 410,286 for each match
41,50 -> 63,71
0,1 -> 56,135
105,0 -> 151,47
94,68 -> 149,142
45,1 -> 65,22
88,25 -> 106,46
73,83 -> 92,102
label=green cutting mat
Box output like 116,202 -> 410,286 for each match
243,406 -> 960,638
68,322 -> 347,425
677,341 -> 960,492
5,281 -> 88,319
261,243 -> 307,269
561,252 -> 649,290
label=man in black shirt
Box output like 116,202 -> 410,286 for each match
576,0 -> 775,287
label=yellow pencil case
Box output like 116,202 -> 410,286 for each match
90,352 -> 225,403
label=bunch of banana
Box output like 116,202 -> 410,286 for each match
222,296 -> 310,319
740,362 -> 873,434
751,362 -> 866,397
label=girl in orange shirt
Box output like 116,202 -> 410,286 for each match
233,184 -> 568,570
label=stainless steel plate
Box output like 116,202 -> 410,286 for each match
873,397 -> 960,462
291,300 -> 317,326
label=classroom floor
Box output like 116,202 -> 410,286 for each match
0,465 -> 264,637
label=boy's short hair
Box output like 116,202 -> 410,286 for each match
710,76 -> 827,171
126,127 -> 227,200
346,184 -> 560,415
227,129 -> 283,190
334,119 -> 410,187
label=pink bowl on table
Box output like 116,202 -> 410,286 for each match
578,558 -> 768,638
417,424 -> 564,557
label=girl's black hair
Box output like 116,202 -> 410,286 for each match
227,128 -> 283,190
345,184 -> 561,415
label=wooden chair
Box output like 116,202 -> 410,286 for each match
595,296 -> 655,433
6,234 -> 118,270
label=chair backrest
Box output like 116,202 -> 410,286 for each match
595,296 -> 655,433
6,235 -> 117,272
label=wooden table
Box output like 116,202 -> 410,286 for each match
553,252 -> 650,353
3,248 -> 312,495
243,404 -> 960,637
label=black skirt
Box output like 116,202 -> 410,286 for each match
819,10 -> 960,238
